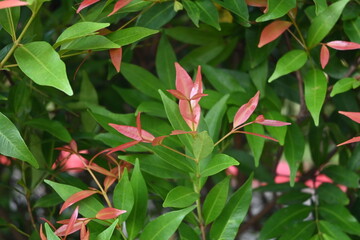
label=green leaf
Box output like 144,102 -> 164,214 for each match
0,112 -> 38,168
284,124 -> 305,186
126,159 -> 148,240
214,0 -> 249,26
156,35 -> 176,89
244,123 -> 265,167
344,17 -> 360,43
179,223 -> 200,240
279,221 -> 316,240
201,154 -> 239,177
319,221 -> 352,240
319,204 -> 360,235
44,223 -> 61,240
107,27 -> 159,46
193,131 -> 214,160
165,27 -> 222,46
195,0 -> 221,30
321,165 -> 359,188
210,175 -> 253,240
54,22 -> 110,48
277,191 -> 312,205
268,50 -> 308,83
163,186 -> 199,208
264,111 -> 288,145
61,35 -> 119,51
203,176 -> 230,224
317,183 -> 349,205
96,219 -> 118,240
113,169 -> 134,223
259,205 -> 312,240
256,0 -> 296,22
250,61 -> 268,94
140,206 -> 196,240
27,0 -> 49,12
14,41 -> 73,96
314,0 -> 327,15
304,69 -> 327,126
34,192 -> 62,208
183,0 -> 200,27
136,2 -> 176,30
205,94 -> 229,141
330,77 -> 358,97
136,101 -> 166,118
45,180 -> 103,218
0,7 -> 20,38
25,118 -> 71,142
306,0 -> 350,48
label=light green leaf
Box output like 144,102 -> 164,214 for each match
96,219 -> 118,240
193,131 -> 214,161
25,118 -> 72,142
256,0 -> 296,22
244,123 -> 265,167
163,186 -> 199,208
330,77 -> 357,97
0,8 -> 20,38
44,223 -> 61,240
14,41 -> 73,96
210,175 -> 253,240
344,17 -> 360,43
54,22 -> 110,48
113,169 -> 134,223
61,35 -> 119,51
304,69 -> 327,126
205,94 -> 229,141
156,35 -> 176,89
27,0 -> 49,13
268,50 -> 308,83
203,176 -> 230,224
201,154 -> 239,177
0,112 -> 38,168
195,0 -> 221,30
140,206 -> 196,240
107,27 -> 159,46
306,0 -> 350,48
321,165 -> 359,188
183,0 -> 200,27
313,0 -> 327,15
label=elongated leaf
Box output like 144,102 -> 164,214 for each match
44,223 -> 61,240
195,0 -> 220,30
77,0 -> 100,13
183,0 -> 200,27
331,78 -> 358,97
264,111 -> 288,145
193,131 -> 214,160
96,208 -> 126,220
279,221 -> 316,240
258,20 -> 292,47
339,111 -> 360,123
14,41 -> 73,95
304,69 -> 327,126
203,176 -> 230,224
163,186 -> 199,208
140,206 -> 196,240
107,27 -> 159,46
319,221 -> 352,240
108,0 -> 132,16
113,169 -> 134,222
326,40 -> 360,50
320,45 -> 330,69
0,7 -> 20,38
96,219 -> 118,240
201,154 -> 239,177
233,91 -> 259,128
156,35 -> 176,89
25,118 -> 71,142
210,175 -> 253,240
321,165 -> 359,188
344,17 -> 360,42
136,2 -> 176,29
244,123 -> 264,167
256,0 -> 296,22
61,35 -> 119,51
0,112 -> 38,168
179,223 -> 200,240
205,94 -> 229,141
0,0 -> 28,9
307,0 -> 350,48
59,190 -> 97,214
109,47 -> 122,72
317,183 -> 349,205
268,50 -> 307,82
214,0 -> 249,26
259,205 -> 312,240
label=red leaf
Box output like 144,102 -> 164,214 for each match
337,136 -> 360,147
55,221 -> 84,236
106,140 -> 141,154
152,135 -> 168,146
108,0 -> 132,16
326,41 -> 360,50
87,164 -> 116,177
258,21 -> 292,48
60,190 -> 97,214
109,123 -> 155,142
76,0 -> 100,13
40,217 -> 56,231
245,0 -> 267,7
39,224 -> 46,240
320,45 -> 330,69
95,208 -> 126,220
64,206 -> 79,238
136,112 -> 143,138
339,111 -> 360,124
170,130 -> 197,135
190,93 -> 208,100
0,0 -> 28,9
81,224 -> 90,240
109,47 -> 122,72
167,89 -> 188,100
175,62 -> 194,99
233,91 -> 260,129
235,130 -> 279,142
255,115 -> 291,126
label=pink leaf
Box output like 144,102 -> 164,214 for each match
235,130 -> 279,142
179,100 -> 200,131
255,115 -> 291,126
106,140 -> 141,154
0,0 -> 28,9
108,0 -> 132,16
339,111 -> 360,123
76,0 -> 100,13
190,66 -> 203,99
55,221 -> 84,236
87,164 -> 116,177
190,93 -> 208,100
167,90 -> 188,100
175,62 -> 194,99
109,123 -> 155,142
39,224 -> 46,240
96,208 -> 126,220
245,0 -> 267,7
109,48 -> 122,72
64,206 -> 79,238
81,224 -> 90,240
233,91 -> 260,129
60,190 -> 97,214
320,45 -> 330,69
337,136 -> 360,146
326,41 -> 360,50
258,21 -> 292,48
152,136 -> 168,146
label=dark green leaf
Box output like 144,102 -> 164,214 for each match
344,17 -> 360,42
179,223 -> 200,240
205,94 -> 229,141
183,0 -> 200,27
244,123 -> 265,167
321,165 -> 359,188
163,186 -> 199,208
136,101 -> 166,118
264,111 -> 288,145
214,0 -> 249,26
279,221 -> 316,240
317,183 -> 349,205
25,118 -> 71,142
195,0 -> 221,30
0,7 -> 20,38
193,131 -> 214,160
277,191 -> 312,205
165,27 -> 222,45
107,27 -> 159,46
256,0 -> 296,22
113,169 -> 134,223
156,35 -> 176,89
201,154 -> 239,177
136,2 -> 176,30
319,221 -> 352,240
249,61 -> 268,94
34,192 -> 62,208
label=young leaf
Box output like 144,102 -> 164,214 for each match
331,78 -> 358,97
263,111 -> 288,145
95,219 -> 119,240
203,176 -> 230,224
258,20 -> 292,48
96,208 -> 126,220
210,175 -> 253,240
109,47 -> 122,72
256,0 -> 296,22
326,40 -> 360,50
108,0 -> 132,16
59,190 -> 98,214
304,69 -> 327,126
140,206 -> 196,240
107,27 -> 159,46
14,41 -> 73,96
76,0 -> 100,13
200,154 -> 239,177
0,112 -> 38,168
338,111 -> 360,123
0,0 -> 28,9
163,186 -> 199,208
338,137 -> 360,146
320,44 -> 330,69
233,91 -> 260,128
268,50 -> 307,82
113,169 -> 134,222
193,131 -> 214,160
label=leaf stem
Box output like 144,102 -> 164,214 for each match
194,164 -> 206,240
86,166 -> 113,208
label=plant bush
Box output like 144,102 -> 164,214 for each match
0,0 -> 359,239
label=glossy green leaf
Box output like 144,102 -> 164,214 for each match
317,183 -> 349,205
54,22 -> 110,48
319,204 -> 360,235
25,118 -> 71,142
201,154 -> 239,177
165,27 -> 222,46
180,43 -> 224,70
179,223 -> 200,240
195,0 -> 220,30
0,7 -> 20,38
14,41 -> 73,95
113,169 -> 134,223
268,50 -> 307,83
126,159 -> 148,240
259,205 -> 312,240
277,191 -> 312,205
344,17 -> 360,43
140,206 -> 196,240
321,165 -> 359,188
214,0 -> 249,26
163,186 -> 199,208
256,0 -> 296,22
279,221 -> 316,240
156,35 -> 176,89
203,176 -> 230,224
250,61 -> 268,94
183,0 -> 200,27
107,27 -> 159,46
244,123 -> 265,167
319,221 -> 352,240
330,77 -> 358,97
193,131 -> 214,160
205,94 -> 229,141
306,0 -> 349,48
314,0 -> 327,15
210,175 -> 253,240
304,69 -> 327,126
264,111 -> 288,145
136,101 -> 166,118
136,2 -> 176,30
0,112 -> 38,168
95,219 -> 118,240
284,124 -> 305,186
61,35 -> 119,51
44,223 -> 60,240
